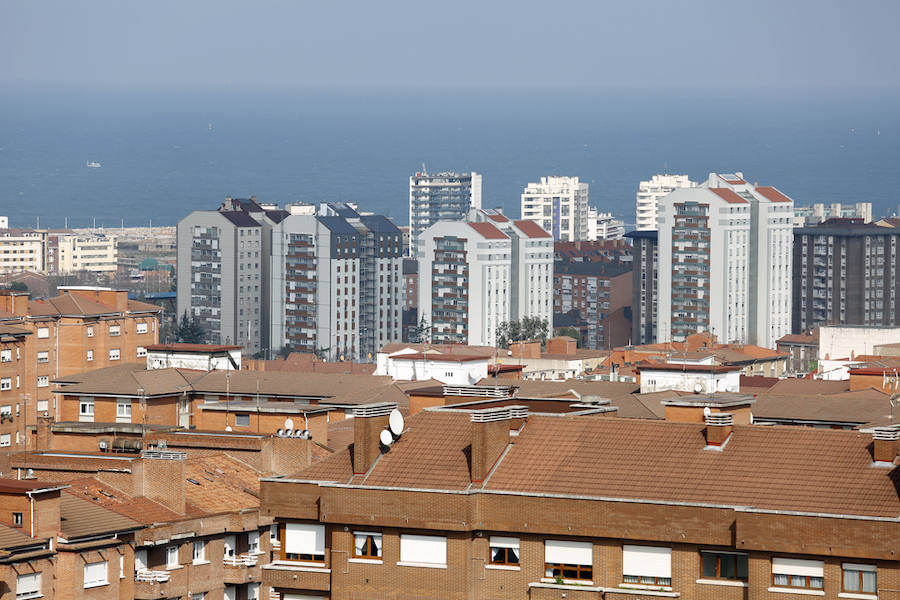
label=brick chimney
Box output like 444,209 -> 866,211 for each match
0,291 -> 28,316
470,407 -> 512,484
352,402 -> 396,475
705,413 -> 733,447
35,415 -> 53,451
135,450 -> 186,514
872,427 -> 900,463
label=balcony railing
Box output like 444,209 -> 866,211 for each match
135,569 -> 170,583
224,554 -> 259,567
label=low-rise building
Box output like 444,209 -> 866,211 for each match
777,327 -> 820,376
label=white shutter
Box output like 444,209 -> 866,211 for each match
224,535 -> 236,557
489,536 -> 519,549
84,561 -> 107,586
135,549 -> 147,571
623,545 -> 672,578
224,585 -> 236,600
843,563 -> 877,572
284,523 -> 324,555
17,572 -> 41,595
772,558 -> 824,577
545,540 -> 592,566
400,534 -> 447,565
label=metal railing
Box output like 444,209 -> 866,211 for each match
135,569 -> 170,583
224,554 -> 259,567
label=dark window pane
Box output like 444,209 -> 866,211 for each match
701,553 -> 718,577
721,555 -> 736,579
492,548 -> 504,563
736,555 -> 749,579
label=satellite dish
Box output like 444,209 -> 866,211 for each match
276,429 -> 284,436
379,429 -> 393,446
694,383 -> 703,394
225,425 -> 232,432
389,409 -> 404,437
703,406 -> 711,418
284,428 -> 293,437
284,418 -> 294,431
294,429 -> 305,438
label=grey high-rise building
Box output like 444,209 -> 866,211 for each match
408,171 -> 482,257
625,229 -> 659,345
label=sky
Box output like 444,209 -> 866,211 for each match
3,0 -> 900,93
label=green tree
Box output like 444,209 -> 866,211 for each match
411,315 -> 431,344
175,311 -> 206,344
496,316 -> 549,348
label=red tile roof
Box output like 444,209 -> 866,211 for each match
708,188 -> 748,204
512,220 -> 553,238
468,222 -> 509,240
755,186 -> 792,203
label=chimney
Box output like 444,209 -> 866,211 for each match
35,415 -> 53,451
705,413 -> 733,447
872,427 -> 900,463
135,450 -> 186,514
470,407 -> 512,484
0,291 -> 28,316
352,402 -> 396,475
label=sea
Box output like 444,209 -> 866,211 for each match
1,87 -> 898,229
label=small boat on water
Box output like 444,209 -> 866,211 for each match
86,161 -> 101,168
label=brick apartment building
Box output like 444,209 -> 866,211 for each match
261,402 -> 896,600
0,288 -> 162,456
553,260 -> 632,349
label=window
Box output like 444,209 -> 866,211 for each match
0,377 -> 10,391
109,348 -> 120,361
247,583 -> 260,600
37,327 -> 48,339
135,549 -> 147,572
399,534 -> 446,567
353,532 -> 382,559
283,523 -> 325,562
136,322 -> 148,334
16,572 -> 41,599
87,326 -> 94,337
248,531 -> 260,554
79,398 -> 94,422
116,400 -> 132,422
36,351 -> 48,363
193,541 -> 206,563
0,434 -> 9,447
772,557 -> 824,590
701,551 -> 748,581
843,563 -> 876,594
119,554 -> 124,578
166,545 -> 179,569
87,350 -> 93,361
235,413 -> 250,427
545,540 -> 592,582
109,324 -> 120,336
489,536 -> 520,566
37,376 -> 49,388
83,561 -> 108,588
191,593 -> 206,600
623,545 -> 671,586
0,349 -> 10,362
13,512 -> 22,527
137,346 -> 147,358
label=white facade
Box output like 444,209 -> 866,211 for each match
497,220 -> 554,325
520,176 -> 589,241
0,230 -> 45,273
587,207 -> 626,240
55,234 -> 118,274
639,367 -> 741,394
819,325 -> 900,362
146,347 -> 241,371
376,348 -> 489,385
656,173 -> 793,348
636,174 -> 696,231
408,171 -> 482,257
417,221 -> 511,347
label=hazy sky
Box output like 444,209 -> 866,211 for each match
3,0 -> 900,92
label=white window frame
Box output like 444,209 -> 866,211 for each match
109,324 -> 121,336
87,350 -> 93,361
136,322 -> 148,334
36,399 -> 48,413
0,434 -> 10,447
0,349 -> 11,363
16,571 -> 41,599
37,375 -> 49,388
137,346 -> 147,358
37,327 -> 49,339
842,562 -> 877,594
544,539 -> 593,583
119,554 -> 124,579
36,351 -> 48,363
622,545 -> 672,587
488,536 -> 520,569
116,399 -> 132,423
193,540 -> 206,564
166,545 -> 179,569
352,531 -> 382,560
87,326 -> 94,337
109,348 -> 120,361
398,534 -> 447,568
247,582 -> 259,600
79,398 -> 94,422
0,378 -> 11,391
135,549 -> 147,573
771,557 -> 825,591
248,531 -> 260,555
83,560 -> 108,589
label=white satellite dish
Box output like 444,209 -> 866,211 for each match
284,428 -> 293,437
225,425 -> 232,432
389,409 -> 404,437
694,383 -> 703,394
379,429 -> 393,446
284,418 -> 295,431
276,429 -> 284,436
703,406 -> 711,418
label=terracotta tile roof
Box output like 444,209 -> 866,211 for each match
182,454 -> 263,515
380,343 -> 496,358
740,375 -> 779,390
0,478 -> 66,494
485,416 -> 900,517
64,478 -> 183,524
755,186 -> 792,203
752,389 -> 891,425
54,363 -> 200,396
767,378 -> 849,395
294,446 -> 354,482
60,489 -> 142,539
512,220 -> 552,238
468,222 -> 509,240
636,362 -> 742,374
28,294 -> 120,318
126,299 -> 164,313
708,188 -> 748,204
778,328 -> 820,346
0,523 -> 45,550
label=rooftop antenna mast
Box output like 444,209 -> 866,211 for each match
421,162 -> 427,175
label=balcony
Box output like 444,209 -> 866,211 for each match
133,570 -> 186,600
135,570 -> 170,583
263,561 -> 331,592
224,554 -> 262,584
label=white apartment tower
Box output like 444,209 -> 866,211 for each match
408,171 -> 482,257
416,216 -> 553,347
636,174 -> 696,230
656,173 -> 793,348
520,176 -> 589,241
